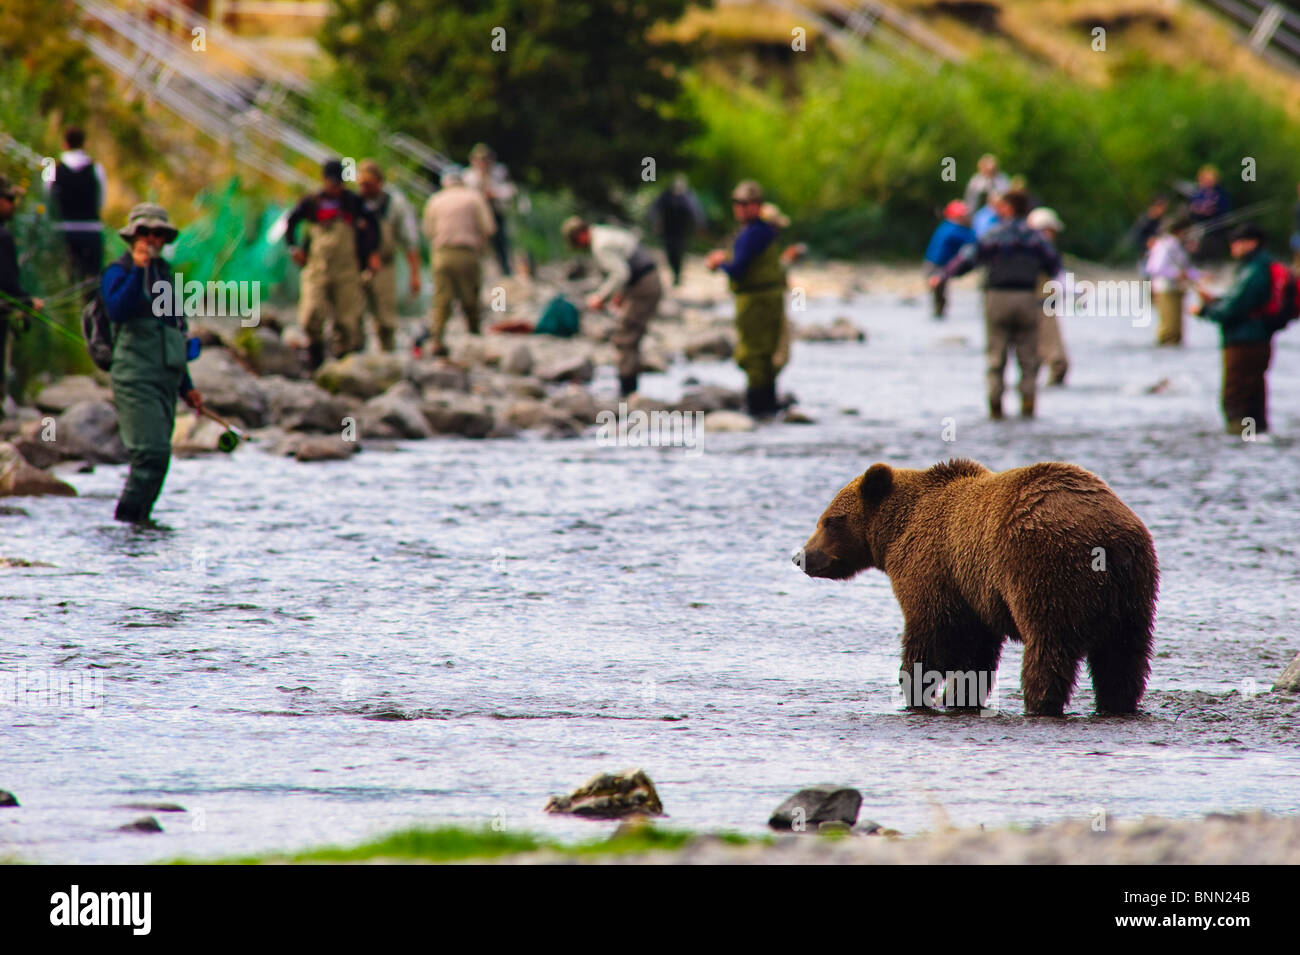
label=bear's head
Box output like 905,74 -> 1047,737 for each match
796,459 -> 987,579
797,463 -> 897,580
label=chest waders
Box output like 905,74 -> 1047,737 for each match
299,218 -> 365,361
730,237 -> 786,414
364,193 -> 400,351
111,265 -> 188,522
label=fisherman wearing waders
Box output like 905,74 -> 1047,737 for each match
706,180 -> 787,419
286,159 -> 381,370
357,159 -> 421,352
0,175 -> 43,417
101,204 -> 204,524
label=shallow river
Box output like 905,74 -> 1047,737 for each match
3,279 -> 1299,863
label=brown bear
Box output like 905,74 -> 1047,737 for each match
796,458 -> 1157,717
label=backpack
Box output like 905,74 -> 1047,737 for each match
81,291 -> 115,370
1254,260 -> 1300,335
533,295 -> 580,338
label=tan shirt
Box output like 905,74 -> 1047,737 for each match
590,225 -> 643,301
421,185 -> 495,252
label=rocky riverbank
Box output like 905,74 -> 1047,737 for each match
0,258 -> 873,489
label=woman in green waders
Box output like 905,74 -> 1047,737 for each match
102,204 -> 204,524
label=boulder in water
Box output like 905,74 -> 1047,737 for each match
0,790 -> 17,807
54,400 -> 128,464
362,381 -> 434,439
314,352 -> 404,400
0,443 -> 77,498
188,347 -> 268,426
33,375 -> 111,414
544,768 -> 665,818
1274,652 -> 1300,693
768,785 -> 862,831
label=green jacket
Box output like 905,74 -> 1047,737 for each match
1201,250 -> 1275,346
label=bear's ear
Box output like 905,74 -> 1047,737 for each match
860,463 -> 893,502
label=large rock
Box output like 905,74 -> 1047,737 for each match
678,385 -> 744,414
535,353 -> 594,384
544,769 -> 664,819
314,352 -> 404,400
795,316 -> 867,343
768,786 -> 862,831
362,381 -> 434,440
422,392 -> 494,439
260,376 -> 353,433
548,384 -> 598,424
34,376 -> 111,414
232,326 -> 303,378
682,329 -> 734,361
409,360 -> 470,394
273,433 -> 359,462
703,409 -> 756,433
1274,652 -> 1300,693
8,435 -> 61,470
0,442 -> 77,498
501,342 -> 534,377
54,400 -> 128,463
188,347 -> 268,426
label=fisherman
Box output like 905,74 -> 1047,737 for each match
1145,214 -> 1201,346
0,174 -> 43,414
1026,206 -> 1069,386
562,215 -> 662,397
923,200 -> 975,319
463,144 -> 516,276
931,188 -> 1061,419
706,180 -> 787,418
45,126 -> 107,290
422,169 -> 495,357
101,203 -> 204,524
1192,223 -> 1279,435
963,154 -> 1009,213
650,174 -> 703,287
285,159 -> 381,369
357,159 -> 421,352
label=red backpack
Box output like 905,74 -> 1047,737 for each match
1254,260 -> 1300,334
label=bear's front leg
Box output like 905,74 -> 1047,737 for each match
898,622 -> 944,711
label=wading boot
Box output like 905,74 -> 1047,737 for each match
114,498 -> 145,524
989,399 -> 1004,421
307,341 -> 326,372
619,374 -> 638,398
1020,396 -> 1035,419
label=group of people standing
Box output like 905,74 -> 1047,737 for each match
924,154 -> 1292,435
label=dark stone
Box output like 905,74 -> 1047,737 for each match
768,785 -> 862,831
119,815 -> 163,833
544,769 -> 665,819
0,790 -> 18,807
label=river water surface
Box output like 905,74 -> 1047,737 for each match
3,280 -> 1299,863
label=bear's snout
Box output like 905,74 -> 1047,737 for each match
797,544 -> 842,579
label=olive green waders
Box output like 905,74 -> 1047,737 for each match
730,236 -> 786,416
111,314 -> 188,522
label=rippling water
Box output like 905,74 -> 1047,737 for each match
3,282 -> 1299,863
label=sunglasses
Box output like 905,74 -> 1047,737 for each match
135,228 -> 171,239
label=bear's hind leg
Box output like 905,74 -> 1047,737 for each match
1087,626 -> 1153,715
1020,637 -> 1081,717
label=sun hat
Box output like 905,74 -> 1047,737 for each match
1026,207 -> 1064,233
118,202 -> 178,243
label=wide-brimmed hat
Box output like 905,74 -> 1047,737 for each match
118,202 -> 179,243
731,180 -> 764,203
560,215 -> 589,245
1026,207 -> 1064,233
0,174 -> 25,201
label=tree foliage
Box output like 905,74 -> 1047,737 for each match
321,0 -> 705,208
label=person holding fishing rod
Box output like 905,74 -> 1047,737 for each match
0,174 -> 44,417
101,203 -> 204,525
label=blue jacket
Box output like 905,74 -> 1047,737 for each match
924,220 -> 976,267
101,254 -> 194,395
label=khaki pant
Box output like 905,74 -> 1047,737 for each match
299,220 -> 365,358
431,246 -> 482,346
613,270 -> 662,379
364,260 -> 399,351
1223,341 -> 1272,434
1038,312 -> 1068,385
984,289 -> 1041,410
1154,288 -> 1184,345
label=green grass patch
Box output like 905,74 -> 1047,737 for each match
168,823 -> 766,865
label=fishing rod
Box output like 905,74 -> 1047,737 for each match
0,289 -> 85,345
